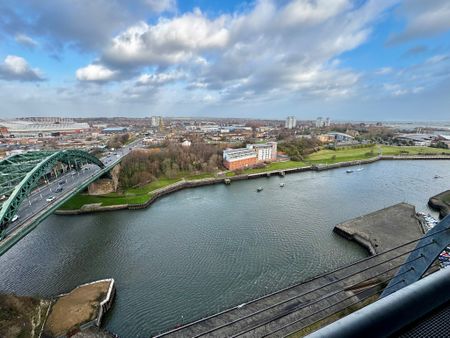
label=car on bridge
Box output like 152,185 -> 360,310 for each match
56,187 -> 63,193
46,196 -> 56,202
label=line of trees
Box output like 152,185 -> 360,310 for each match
278,137 -> 321,161
107,133 -> 130,149
119,142 -> 223,189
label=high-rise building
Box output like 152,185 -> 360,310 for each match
285,116 -> 296,129
315,117 -> 323,128
150,116 -> 163,128
316,117 -> 331,128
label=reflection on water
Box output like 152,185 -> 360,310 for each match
0,160 -> 448,336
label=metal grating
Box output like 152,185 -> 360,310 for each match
395,302 -> 450,338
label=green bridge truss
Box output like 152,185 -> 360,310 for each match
0,150 -> 104,231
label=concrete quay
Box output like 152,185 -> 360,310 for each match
334,203 -> 423,255
44,279 -> 116,337
429,190 -> 450,219
0,279 -> 116,338
156,204 -> 425,338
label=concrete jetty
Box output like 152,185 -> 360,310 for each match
0,279 -> 116,338
429,190 -> 450,219
334,203 -> 423,255
44,279 -> 116,337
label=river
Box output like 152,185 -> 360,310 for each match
0,160 -> 449,336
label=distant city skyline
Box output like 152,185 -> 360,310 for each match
0,0 -> 449,120
3,115 -> 450,124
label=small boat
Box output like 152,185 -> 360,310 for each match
356,168 -> 364,172
280,183 -> 285,187
257,187 -> 263,192
434,175 -> 442,179
346,170 -> 354,173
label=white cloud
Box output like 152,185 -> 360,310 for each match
426,54 -> 449,64
383,83 -> 407,96
15,33 -> 38,48
389,0 -> 450,44
0,55 -> 44,81
103,12 -> 230,67
382,82 -> 424,97
375,67 -> 393,75
76,64 -> 117,82
1,0 -> 180,54
144,0 -> 176,13
279,0 -> 350,26
137,71 -> 185,86
77,0 -> 397,104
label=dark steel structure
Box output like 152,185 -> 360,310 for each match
381,215 -> 450,297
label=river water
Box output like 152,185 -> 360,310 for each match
0,160 -> 449,336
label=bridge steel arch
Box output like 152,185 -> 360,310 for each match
0,150 -> 104,230
381,214 -> 450,297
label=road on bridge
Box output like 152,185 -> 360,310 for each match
1,139 -> 143,246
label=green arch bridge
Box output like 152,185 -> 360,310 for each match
0,149 -> 105,241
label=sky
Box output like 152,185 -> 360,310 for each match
0,0 -> 449,121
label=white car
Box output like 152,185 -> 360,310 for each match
11,215 -> 19,222
46,196 -> 56,202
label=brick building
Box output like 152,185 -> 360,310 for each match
223,148 -> 257,170
223,142 -> 278,170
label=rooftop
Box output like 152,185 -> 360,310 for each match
223,148 -> 257,160
0,120 -> 90,132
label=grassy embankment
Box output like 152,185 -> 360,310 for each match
60,145 -> 450,210
59,173 -> 215,210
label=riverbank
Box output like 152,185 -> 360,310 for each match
429,190 -> 450,218
57,152 -> 450,215
0,279 -> 116,338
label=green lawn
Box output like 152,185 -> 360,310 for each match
304,145 -> 450,165
305,146 -> 378,164
243,160 -> 308,174
184,172 -> 215,180
379,145 -> 450,155
59,177 -> 182,210
125,178 -> 181,195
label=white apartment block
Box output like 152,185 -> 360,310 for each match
285,116 -> 296,129
246,142 -> 277,161
150,116 -> 163,127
